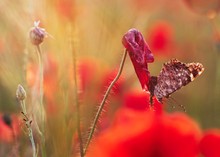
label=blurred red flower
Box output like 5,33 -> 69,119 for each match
26,62 -> 38,88
26,54 -> 59,113
77,58 -> 100,93
87,109 -> 201,157
122,90 -> 163,112
200,129 -> 220,157
76,58 -> 107,106
27,56 -> 125,115
56,0 -> 76,20
43,55 -> 59,102
77,58 -> 125,101
122,28 -> 154,91
101,69 -> 125,97
0,114 -> 20,142
148,21 -> 174,57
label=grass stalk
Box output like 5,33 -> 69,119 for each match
71,33 -> 84,157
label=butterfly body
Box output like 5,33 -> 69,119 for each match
149,59 -> 204,103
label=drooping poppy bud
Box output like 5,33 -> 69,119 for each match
122,28 -> 154,90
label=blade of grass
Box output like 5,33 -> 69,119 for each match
70,30 -> 84,157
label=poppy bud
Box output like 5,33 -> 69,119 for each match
16,84 -> 26,101
29,21 -> 47,45
122,28 -> 154,90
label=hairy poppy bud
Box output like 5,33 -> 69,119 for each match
16,84 -> 26,101
29,21 -> 47,45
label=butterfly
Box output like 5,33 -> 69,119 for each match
148,58 -> 204,104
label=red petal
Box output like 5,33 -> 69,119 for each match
122,28 -> 154,90
200,129 -> 220,157
87,110 -> 201,157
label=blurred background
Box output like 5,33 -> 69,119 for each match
0,0 -> 220,156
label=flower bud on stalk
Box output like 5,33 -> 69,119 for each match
16,84 -> 26,101
122,28 -> 154,91
29,21 -> 47,46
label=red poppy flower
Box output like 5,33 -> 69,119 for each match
200,129 -> 220,157
122,28 -> 154,91
122,90 -> 163,113
87,109 -> 201,157
148,21 -> 174,57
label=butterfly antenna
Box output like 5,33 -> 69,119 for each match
169,97 -> 186,112
162,98 -> 175,112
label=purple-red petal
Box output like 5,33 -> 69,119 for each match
122,28 -> 154,90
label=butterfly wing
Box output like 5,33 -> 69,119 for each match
153,59 -> 204,102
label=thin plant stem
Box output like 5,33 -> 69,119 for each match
36,45 -> 46,157
36,45 -> 44,113
84,49 -> 128,154
20,100 -> 37,157
71,34 -> 84,157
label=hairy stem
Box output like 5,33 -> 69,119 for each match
84,49 -> 127,154
36,45 -> 44,114
20,100 -> 37,157
36,45 -> 46,157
